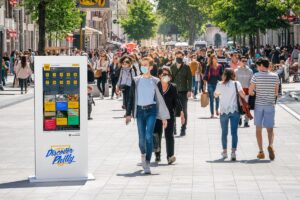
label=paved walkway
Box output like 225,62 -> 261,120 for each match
0,94 -> 300,200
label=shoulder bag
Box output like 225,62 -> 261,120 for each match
235,82 -> 253,120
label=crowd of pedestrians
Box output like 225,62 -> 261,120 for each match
1,43 -> 298,175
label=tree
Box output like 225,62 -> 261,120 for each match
157,0 -> 207,45
23,0 -> 82,54
120,0 -> 157,43
210,0 -> 289,56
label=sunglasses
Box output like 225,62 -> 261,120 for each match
242,60 -> 247,63
123,60 -> 131,64
162,73 -> 170,76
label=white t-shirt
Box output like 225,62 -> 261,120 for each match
215,80 -> 243,115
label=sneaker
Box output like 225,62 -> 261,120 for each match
267,146 -> 275,161
244,122 -> 250,128
144,161 -> 151,174
257,151 -> 265,159
168,156 -> 176,165
141,154 -> 146,170
239,118 -> 242,126
231,152 -> 237,161
180,129 -> 186,136
221,152 -> 228,159
88,117 -> 93,120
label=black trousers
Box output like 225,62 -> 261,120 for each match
153,115 -> 175,159
177,91 -> 188,131
122,85 -> 131,109
97,72 -> 107,95
19,78 -> 27,92
111,76 -> 118,98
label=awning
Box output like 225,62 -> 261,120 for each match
83,26 -> 102,35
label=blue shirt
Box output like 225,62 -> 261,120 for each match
137,77 -> 156,106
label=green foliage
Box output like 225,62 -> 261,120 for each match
210,0 -> 289,37
157,0 -> 208,44
23,0 -> 82,39
120,0 -> 157,42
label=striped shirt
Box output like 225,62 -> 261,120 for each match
251,72 -> 279,106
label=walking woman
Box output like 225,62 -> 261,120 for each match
96,53 -> 109,98
204,54 -> 223,118
116,56 -> 136,112
125,57 -> 170,174
153,68 -> 185,164
15,56 -> 32,94
109,55 -> 121,99
214,68 -> 245,161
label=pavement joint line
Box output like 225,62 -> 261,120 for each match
0,94 -> 34,110
278,103 -> 300,121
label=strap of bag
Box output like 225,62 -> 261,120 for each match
234,82 -> 242,112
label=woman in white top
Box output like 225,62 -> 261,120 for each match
15,56 -> 32,94
215,68 -> 245,161
95,53 -> 109,98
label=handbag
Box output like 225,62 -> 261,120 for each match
94,69 -> 102,78
200,92 -> 209,107
235,82 -> 253,120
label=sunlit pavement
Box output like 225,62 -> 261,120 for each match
0,89 -> 300,200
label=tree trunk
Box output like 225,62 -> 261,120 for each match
249,34 -> 255,58
256,29 -> 260,49
188,27 -> 196,46
38,0 -> 46,55
48,32 -> 52,47
242,34 -> 246,47
233,35 -> 237,48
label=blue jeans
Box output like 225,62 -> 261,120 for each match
136,105 -> 157,161
220,112 -> 240,150
207,84 -> 219,115
192,76 -> 199,96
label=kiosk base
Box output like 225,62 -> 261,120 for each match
28,173 -> 95,183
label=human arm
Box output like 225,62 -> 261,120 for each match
249,75 -> 256,96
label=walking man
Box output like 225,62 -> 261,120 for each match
171,51 -> 192,136
249,58 -> 279,160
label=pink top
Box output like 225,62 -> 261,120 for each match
16,63 -> 32,79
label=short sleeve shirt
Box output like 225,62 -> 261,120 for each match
215,80 -> 243,115
251,72 -> 279,106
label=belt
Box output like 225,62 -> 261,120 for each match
137,104 -> 155,110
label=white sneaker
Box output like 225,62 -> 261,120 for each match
141,154 -> 146,170
168,156 -> 176,165
144,161 -> 151,174
221,152 -> 228,159
231,152 -> 237,161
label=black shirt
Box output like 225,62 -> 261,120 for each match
157,82 -> 182,116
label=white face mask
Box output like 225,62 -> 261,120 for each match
162,76 -> 171,83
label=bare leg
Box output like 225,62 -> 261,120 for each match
256,127 -> 263,151
266,128 -> 274,147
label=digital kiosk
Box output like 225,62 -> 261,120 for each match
29,56 -> 94,182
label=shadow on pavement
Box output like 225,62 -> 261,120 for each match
206,159 -> 271,164
117,170 -> 159,177
0,179 -> 87,189
198,117 -> 219,120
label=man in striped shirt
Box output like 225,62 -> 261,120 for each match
249,58 -> 279,161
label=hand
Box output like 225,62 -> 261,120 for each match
180,111 -> 185,125
187,91 -> 192,98
162,120 -> 168,129
116,86 -> 120,95
125,116 -> 132,125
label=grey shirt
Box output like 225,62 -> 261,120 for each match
235,66 -> 253,88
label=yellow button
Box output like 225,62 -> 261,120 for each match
45,73 -> 49,77
53,73 -> 56,77
52,80 -> 57,85
60,80 -> 64,85
45,80 -> 49,85
66,80 -> 70,85
59,73 -> 64,77
74,73 -> 78,77
74,80 -> 78,85
66,73 -> 70,77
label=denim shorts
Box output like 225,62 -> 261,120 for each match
254,105 -> 275,128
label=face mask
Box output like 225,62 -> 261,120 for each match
140,66 -> 149,74
162,76 -> 170,83
176,57 -> 183,64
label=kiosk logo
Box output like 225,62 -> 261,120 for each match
46,145 -> 76,166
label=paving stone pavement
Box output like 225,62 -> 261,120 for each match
0,95 -> 300,200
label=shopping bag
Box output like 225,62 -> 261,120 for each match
200,92 -> 209,107
91,84 -> 100,97
104,82 -> 109,97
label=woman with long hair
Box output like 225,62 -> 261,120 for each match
204,54 -> 223,118
15,56 -> 32,94
215,68 -> 245,161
